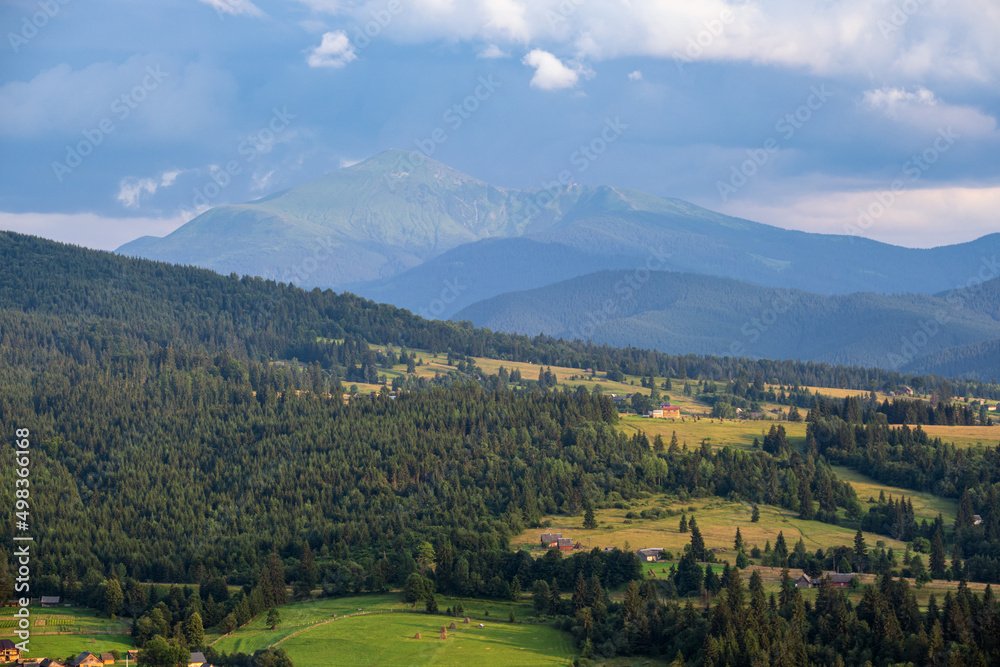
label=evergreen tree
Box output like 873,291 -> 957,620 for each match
104,579 -> 124,617
854,528 -> 868,573
583,503 -> 598,530
183,611 -> 204,647
930,530 -> 947,580
689,517 -> 707,561
734,527 -> 744,553
679,514 -> 688,533
751,505 -> 760,522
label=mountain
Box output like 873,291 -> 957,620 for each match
454,271 -> 1000,372
119,151 -> 1000,313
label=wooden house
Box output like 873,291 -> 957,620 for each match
556,538 -> 575,550
40,596 -> 61,607
70,653 -> 103,667
0,639 -> 21,663
540,533 -> 562,547
100,653 -> 115,665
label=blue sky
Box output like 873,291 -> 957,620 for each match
1,0 -> 998,250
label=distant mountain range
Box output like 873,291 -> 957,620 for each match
454,271 -> 1000,374
118,150 -> 1000,374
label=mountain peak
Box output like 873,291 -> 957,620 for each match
347,149 -> 488,187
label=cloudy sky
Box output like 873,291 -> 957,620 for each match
1,0 -> 998,250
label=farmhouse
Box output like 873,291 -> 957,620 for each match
646,409 -> 664,419
0,639 -> 21,663
661,403 -> 681,418
797,573 -> 857,588
637,548 -> 665,562
100,653 -> 115,665
40,595 -> 61,607
70,653 -> 103,667
556,538 -> 575,550
188,652 -> 209,667
828,573 -> 857,588
540,533 -> 562,546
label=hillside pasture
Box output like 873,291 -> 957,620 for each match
617,416 -> 807,452
831,465 -> 958,523
278,610 -> 574,667
512,496 -> 908,558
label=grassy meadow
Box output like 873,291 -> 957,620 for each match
618,415 -> 807,452
0,606 -> 133,660
278,611 -> 574,667
831,465 -> 958,522
512,496 -> 910,558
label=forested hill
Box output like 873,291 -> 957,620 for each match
0,231 -> 992,395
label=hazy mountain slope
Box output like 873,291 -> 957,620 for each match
908,339 -> 1000,380
455,272 -> 1000,369
119,150 -> 1000,302
346,237 -> 639,319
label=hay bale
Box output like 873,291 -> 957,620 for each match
441,626 -> 447,633
449,622 -> 457,629
463,617 -> 470,624
439,631 -> 447,640
413,632 -> 421,639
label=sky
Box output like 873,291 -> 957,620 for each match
1,0 -> 998,250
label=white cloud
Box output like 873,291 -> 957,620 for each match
522,49 -> 579,90
198,0 -> 264,17
713,185 -> 1000,249
116,170 -> 185,209
117,178 -> 158,208
308,30 -> 358,68
627,70 -> 643,81
477,44 -> 509,59
862,87 -> 997,137
319,1 -> 1000,84
0,211 -> 188,251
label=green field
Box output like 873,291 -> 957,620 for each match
0,606 -> 132,661
17,633 -> 134,661
618,415 -> 806,452
831,465 -> 958,523
279,611 -> 574,667
512,496 -> 909,558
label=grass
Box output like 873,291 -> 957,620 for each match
278,611 -> 574,667
0,606 -> 132,661
617,416 -> 807,452
831,465 -> 958,523
512,496 -> 910,559
917,424 -> 1000,449
17,634 -> 135,661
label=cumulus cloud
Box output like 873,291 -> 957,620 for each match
628,70 -> 643,81
862,87 -> 997,137
314,0 -> 1000,83
198,0 -> 263,18
308,31 -> 358,68
477,44 -> 509,59
116,170 -> 184,208
522,49 -> 580,90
